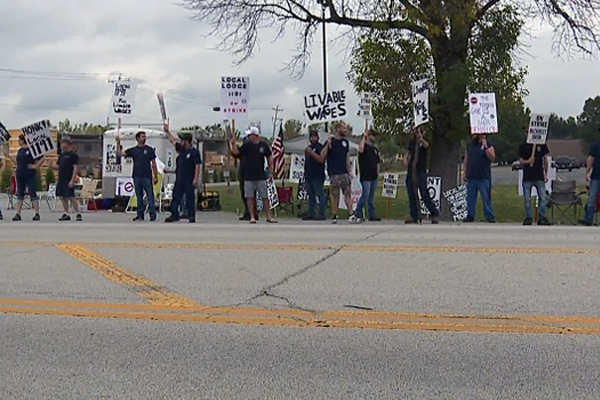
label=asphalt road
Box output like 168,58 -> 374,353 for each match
2,214 -> 600,399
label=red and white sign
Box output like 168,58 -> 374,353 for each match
115,177 -> 135,197
468,93 -> 498,134
220,77 -> 249,120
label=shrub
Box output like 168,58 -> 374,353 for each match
35,170 -> 43,191
45,168 -> 56,189
0,167 -> 12,190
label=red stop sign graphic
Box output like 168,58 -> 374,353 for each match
124,182 -> 134,193
470,97 -> 478,104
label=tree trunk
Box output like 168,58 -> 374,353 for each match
429,135 -> 461,220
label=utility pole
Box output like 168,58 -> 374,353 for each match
271,105 -> 283,140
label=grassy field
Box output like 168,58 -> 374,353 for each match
208,179 -> 589,224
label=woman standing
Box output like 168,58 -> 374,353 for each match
11,134 -> 44,221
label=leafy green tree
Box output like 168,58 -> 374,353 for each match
45,168 -> 56,189
1,167 -> 12,190
549,114 -> 580,140
283,119 -> 304,140
578,96 -> 600,152
178,0 -> 596,216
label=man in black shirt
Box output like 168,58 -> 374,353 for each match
230,135 -> 257,221
229,127 -> 277,224
164,125 -> 202,223
351,129 -> 381,223
518,134 -> 551,225
56,138 -> 82,221
303,130 -> 326,220
405,127 -> 439,224
117,131 -> 158,221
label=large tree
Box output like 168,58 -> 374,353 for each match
283,118 -> 304,140
578,96 -> 600,151
179,0 -> 600,213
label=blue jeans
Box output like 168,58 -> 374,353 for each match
171,180 -> 196,219
466,178 -> 495,220
583,179 -> 600,223
406,172 -> 439,220
354,179 -> 378,219
306,179 -> 326,217
134,177 -> 156,219
522,180 -> 547,219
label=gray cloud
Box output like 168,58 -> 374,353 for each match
0,0 -> 596,136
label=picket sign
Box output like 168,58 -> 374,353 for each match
382,173 -> 399,198
468,93 -> 498,134
443,184 -> 468,222
115,177 -> 135,197
21,119 -> 56,158
289,154 -> 305,183
304,90 -> 348,123
0,120 -> 10,144
411,79 -> 430,127
359,92 -> 372,120
220,77 -> 249,120
157,93 -> 168,123
418,176 -> 441,215
527,114 -> 550,145
109,79 -> 137,119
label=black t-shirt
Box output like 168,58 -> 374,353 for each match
358,143 -> 380,181
327,137 -> 349,176
407,141 -> 428,174
466,139 -> 493,180
125,145 -> 156,179
239,141 -> 271,181
590,141 -> 600,181
57,151 -> 79,182
16,147 -> 37,179
175,143 -> 202,182
518,143 -> 549,182
305,142 -> 325,181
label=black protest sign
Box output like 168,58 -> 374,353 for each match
304,90 -> 347,122
0,120 -> 10,144
21,119 -> 56,158
443,184 -> 468,221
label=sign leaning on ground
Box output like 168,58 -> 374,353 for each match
411,79 -> 430,127
109,79 -> 137,118
443,184 -> 468,221
266,177 -> 279,209
468,93 -> 498,134
527,113 -> 550,145
0,120 -> 10,144
220,76 -> 250,120
289,154 -> 305,183
304,90 -> 347,123
419,176 -> 441,215
115,177 -> 135,197
382,173 -> 399,198
21,119 -> 56,158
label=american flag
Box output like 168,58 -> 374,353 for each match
271,124 -> 285,179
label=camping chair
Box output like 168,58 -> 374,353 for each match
78,179 -> 98,212
42,183 -> 57,212
7,175 -> 32,210
276,186 -> 294,216
548,180 -> 584,225
126,175 -> 164,215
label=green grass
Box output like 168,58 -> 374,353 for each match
208,180 -> 590,224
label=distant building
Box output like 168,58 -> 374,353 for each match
546,139 -> 586,163
67,133 -> 103,173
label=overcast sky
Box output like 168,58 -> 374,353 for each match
1,0 -> 599,135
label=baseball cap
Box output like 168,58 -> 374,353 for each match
244,126 -> 260,138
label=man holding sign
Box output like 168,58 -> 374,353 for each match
11,134 -> 44,221
463,134 -> 496,223
519,120 -> 551,226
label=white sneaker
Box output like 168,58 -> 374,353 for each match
348,215 -> 363,224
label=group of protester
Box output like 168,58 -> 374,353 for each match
2,122 -> 600,226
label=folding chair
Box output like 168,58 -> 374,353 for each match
43,183 -> 57,212
548,180 -> 584,225
78,180 -> 98,212
276,186 -> 295,216
7,176 -> 32,210
126,175 -> 164,214
160,183 -> 174,214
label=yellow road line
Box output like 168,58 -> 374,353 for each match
55,244 -> 199,307
3,297 -> 600,335
1,241 -> 599,255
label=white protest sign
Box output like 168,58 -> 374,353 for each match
468,93 -> 498,134
220,77 -> 249,120
115,177 -> 135,197
359,92 -> 372,120
518,157 -> 555,196
443,184 -> 468,222
0,120 -> 10,144
157,93 -> 168,123
411,79 -> 430,127
109,80 -> 137,119
419,176 -> 441,215
165,149 -> 175,172
104,143 -> 122,174
21,120 -> 56,158
289,154 -> 305,183
527,114 -> 550,145
267,177 -> 279,209
304,90 -> 347,123
382,173 -> 399,198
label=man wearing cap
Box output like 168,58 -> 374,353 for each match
321,122 -> 354,223
163,124 -> 202,223
229,127 -> 277,224
116,131 -> 159,222
302,130 -> 326,221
